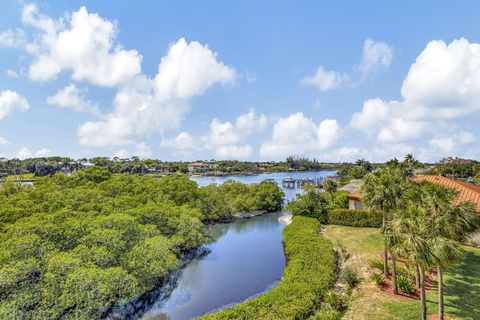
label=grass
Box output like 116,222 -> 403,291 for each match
323,225 -> 480,320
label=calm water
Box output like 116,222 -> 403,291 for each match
141,171 -> 335,320
191,170 -> 337,201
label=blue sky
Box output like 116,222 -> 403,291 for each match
1,0 -> 480,162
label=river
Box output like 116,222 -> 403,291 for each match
140,170 -> 336,320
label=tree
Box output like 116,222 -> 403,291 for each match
286,189 -> 328,223
323,179 -> 337,200
413,182 -> 479,320
361,165 -> 410,287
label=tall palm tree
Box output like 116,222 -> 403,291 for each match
390,206 -> 433,320
361,166 -> 410,281
415,182 -> 480,320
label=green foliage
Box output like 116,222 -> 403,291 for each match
342,266 -> 360,289
327,209 -> 383,227
371,272 -> 385,288
326,191 -> 349,210
397,273 -> 415,295
285,190 -> 328,223
0,172 -> 283,319
198,216 -> 336,320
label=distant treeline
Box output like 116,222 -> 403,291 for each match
0,156 -> 341,178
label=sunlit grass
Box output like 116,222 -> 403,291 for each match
323,225 -> 480,320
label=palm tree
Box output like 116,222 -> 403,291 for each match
390,206 -> 432,320
362,166 -> 410,281
415,182 -> 480,320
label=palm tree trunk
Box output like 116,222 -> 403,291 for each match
382,213 -> 389,278
392,256 -> 398,295
438,265 -> 444,320
420,267 -> 427,320
384,242 -> 389,278
415,264 -> 420,289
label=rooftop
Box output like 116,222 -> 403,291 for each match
348,175 -> 480,211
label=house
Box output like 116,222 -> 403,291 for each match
347,192 -> 365,210
340,179 -> 363,193
188,162 -> 210,173
347,175 -> 480,212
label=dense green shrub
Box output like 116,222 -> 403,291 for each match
0,169 -> 284,319
341,266 -> 360,289
327,209 -> 382,227
285,190 -> 328,222
197,216 -> 336,320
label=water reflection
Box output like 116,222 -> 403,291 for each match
142,212 -> 286,320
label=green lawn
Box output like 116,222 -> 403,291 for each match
323,225 -> 480,320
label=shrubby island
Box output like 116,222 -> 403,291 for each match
0,167 -> 284,319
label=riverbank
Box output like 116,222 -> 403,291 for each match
197,216 -> 336,320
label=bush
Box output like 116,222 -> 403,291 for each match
341,267 -> 360,289
197,216 -> 336,320
369,259 -> 384,271
371,272 -> 385,288
397,273 -> 415,295
327,209 -> 382,227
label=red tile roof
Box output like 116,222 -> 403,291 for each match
348,175 -> 480,212
414,175 -> 480,211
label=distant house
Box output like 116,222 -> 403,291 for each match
348,175 -> 480,212
188,162 -> 209,173
347,192 -> 365,210
340,179 -> 363,193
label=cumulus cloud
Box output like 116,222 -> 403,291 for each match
357,38 -> 393,77
351,38 -> 480,145
47,84 -> 100,115
215,145 -> 253,159
302,38 -> 392,91
301,66 -> 348,91
0,28 -> 26,47
429,131 -> 476,153
0,90 -> 29,119
35,148 -> 51,157
160,132 -> 197,150
260,112 -> 341,159
78,37 -> 235,146
16,147 -> 32,160
15,147 -> 51,159
22,4 -> 142,86
160,109 -> 266,159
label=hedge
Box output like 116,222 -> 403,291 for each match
327,209 -> 382,228
197,216 -> 336,320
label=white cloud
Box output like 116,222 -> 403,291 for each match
357,38 -> 393,77
22,4 -> 142,86
15,147 -> 51,159
160,132 -> 197,150
302,38 -> 392,91
78,37 -> 235,147
132,142 -> 152,158
0,90 -> 29,119
114,149 -> 129,159
47,84 -> 100,115
35,148 -> 51,157
0,28 -> 26,47
301,66 -> 348,91
351,38 -> 480,145
6,69 -> 19,78
429,131 -> 476,153
260,112 -> 341,158
0,137 -> 10,146
215,144 -> 253,159
16,147 -> 32,160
